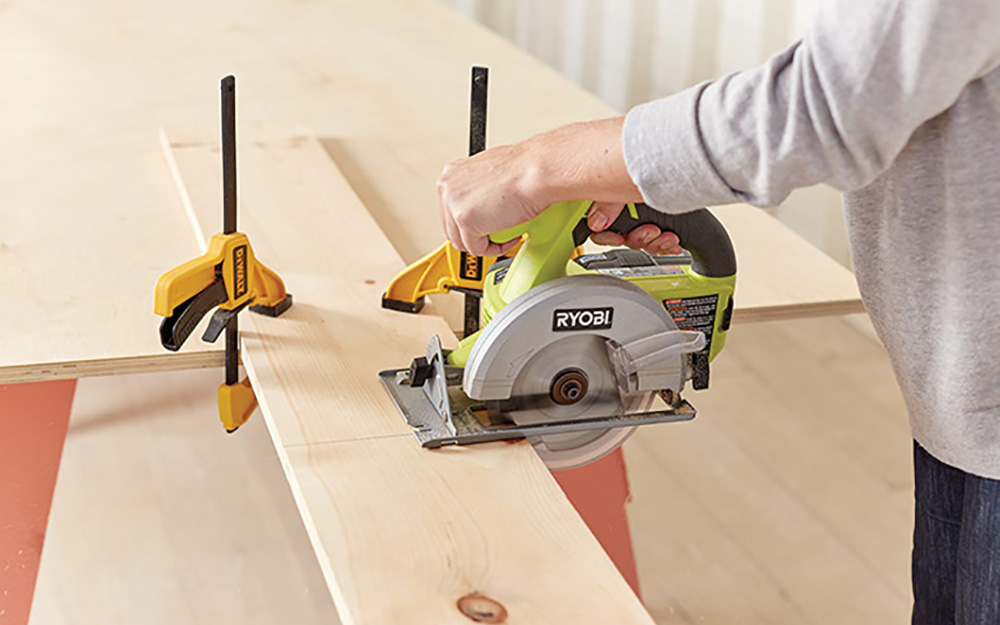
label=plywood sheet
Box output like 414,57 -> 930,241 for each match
1,0 -> 860,383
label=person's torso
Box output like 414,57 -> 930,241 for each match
844,67 -> 1000,477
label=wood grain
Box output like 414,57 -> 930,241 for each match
0,0 -> 860,384
628,316 -> 913,624
164,131 -> 654,624
30,369 -> 339,625
712,206 -> 865,323
31,319 -> 912,625
30,317 -> 913,625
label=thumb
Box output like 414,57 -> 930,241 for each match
587,202 -> 625,232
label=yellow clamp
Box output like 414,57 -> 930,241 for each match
381,240 -> 523,313
154,232 -> 288,319
382,239 -> 590,314
154,231 -> 291,432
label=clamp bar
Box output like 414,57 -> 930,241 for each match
463,66 -> 489,338
221,75 -> 240,387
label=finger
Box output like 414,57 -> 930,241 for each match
465,232 -> 492,256
646,231 -> 682,255
496,238 -> 520,256
437,182 -> 465,252
590,231 -> 625,247
454,211 -> 486,255
625,224 -> 661,249
444,210 -> 466,252
481,239 -> 517,257
470,231 -> 520,257
587,202 -> 625,232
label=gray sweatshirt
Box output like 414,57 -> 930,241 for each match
622,0 -> 1000,478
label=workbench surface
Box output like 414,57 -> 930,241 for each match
2,1 -> 866,624
0,0 -> 862,384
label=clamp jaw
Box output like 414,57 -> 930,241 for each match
381,67 -> 503,338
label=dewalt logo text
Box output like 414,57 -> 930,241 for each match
459,251 -> 483,282
233,245 -> 248,299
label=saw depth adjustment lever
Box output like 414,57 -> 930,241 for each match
154,75 -> 292,432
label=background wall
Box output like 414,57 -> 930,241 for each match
438,0 -> 852,269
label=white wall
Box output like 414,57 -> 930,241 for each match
439,0 -> 852,269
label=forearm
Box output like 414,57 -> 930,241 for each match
626,0 -> 1000,212
519,117 -> 643,206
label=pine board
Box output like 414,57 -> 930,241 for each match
31,319 -> 913,625
628,316 -> 913,624
31,369 -> 339,625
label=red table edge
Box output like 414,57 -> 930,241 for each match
0,379 -> 76,625
553,447 -> 641,598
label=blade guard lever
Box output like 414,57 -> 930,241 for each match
606,330 -> 706,395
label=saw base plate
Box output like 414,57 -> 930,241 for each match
378,368 -> 696,449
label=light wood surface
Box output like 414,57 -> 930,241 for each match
30,369 -> 339,625
629,315 -> 913,624
164,131 -> 654,624
0,0 -> 861,384
31,317 -> 913,625
1,0 -> 872,620
712,206 -> 864,322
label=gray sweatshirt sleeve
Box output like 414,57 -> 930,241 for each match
623,0 -> 1000,211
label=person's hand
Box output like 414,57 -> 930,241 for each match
585,202 -> 683,255
436,117 -> 670,256
436,142 -> 547,257
437,118 -> 682,257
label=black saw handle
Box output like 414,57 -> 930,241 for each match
573,203 -> 737,278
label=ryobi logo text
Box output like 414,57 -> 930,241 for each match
233,244 -> 248,299
552,307 -> 614,332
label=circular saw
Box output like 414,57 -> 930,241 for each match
380,200 -> 737,470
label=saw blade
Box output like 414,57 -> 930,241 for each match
495,334 -> 653,470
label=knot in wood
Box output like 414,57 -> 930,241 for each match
457,592 -> 507,623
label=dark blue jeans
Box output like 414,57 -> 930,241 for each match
912,441 -> 1000,624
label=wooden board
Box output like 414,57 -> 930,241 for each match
30,318 -> 912,625
628,316 -> 912,624
0,0 -> 860,384
710,207 -> 864,323
163,130 -> 654,624
31,369 -> 339,625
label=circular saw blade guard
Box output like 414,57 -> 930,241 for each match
463,274 -> 699,468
